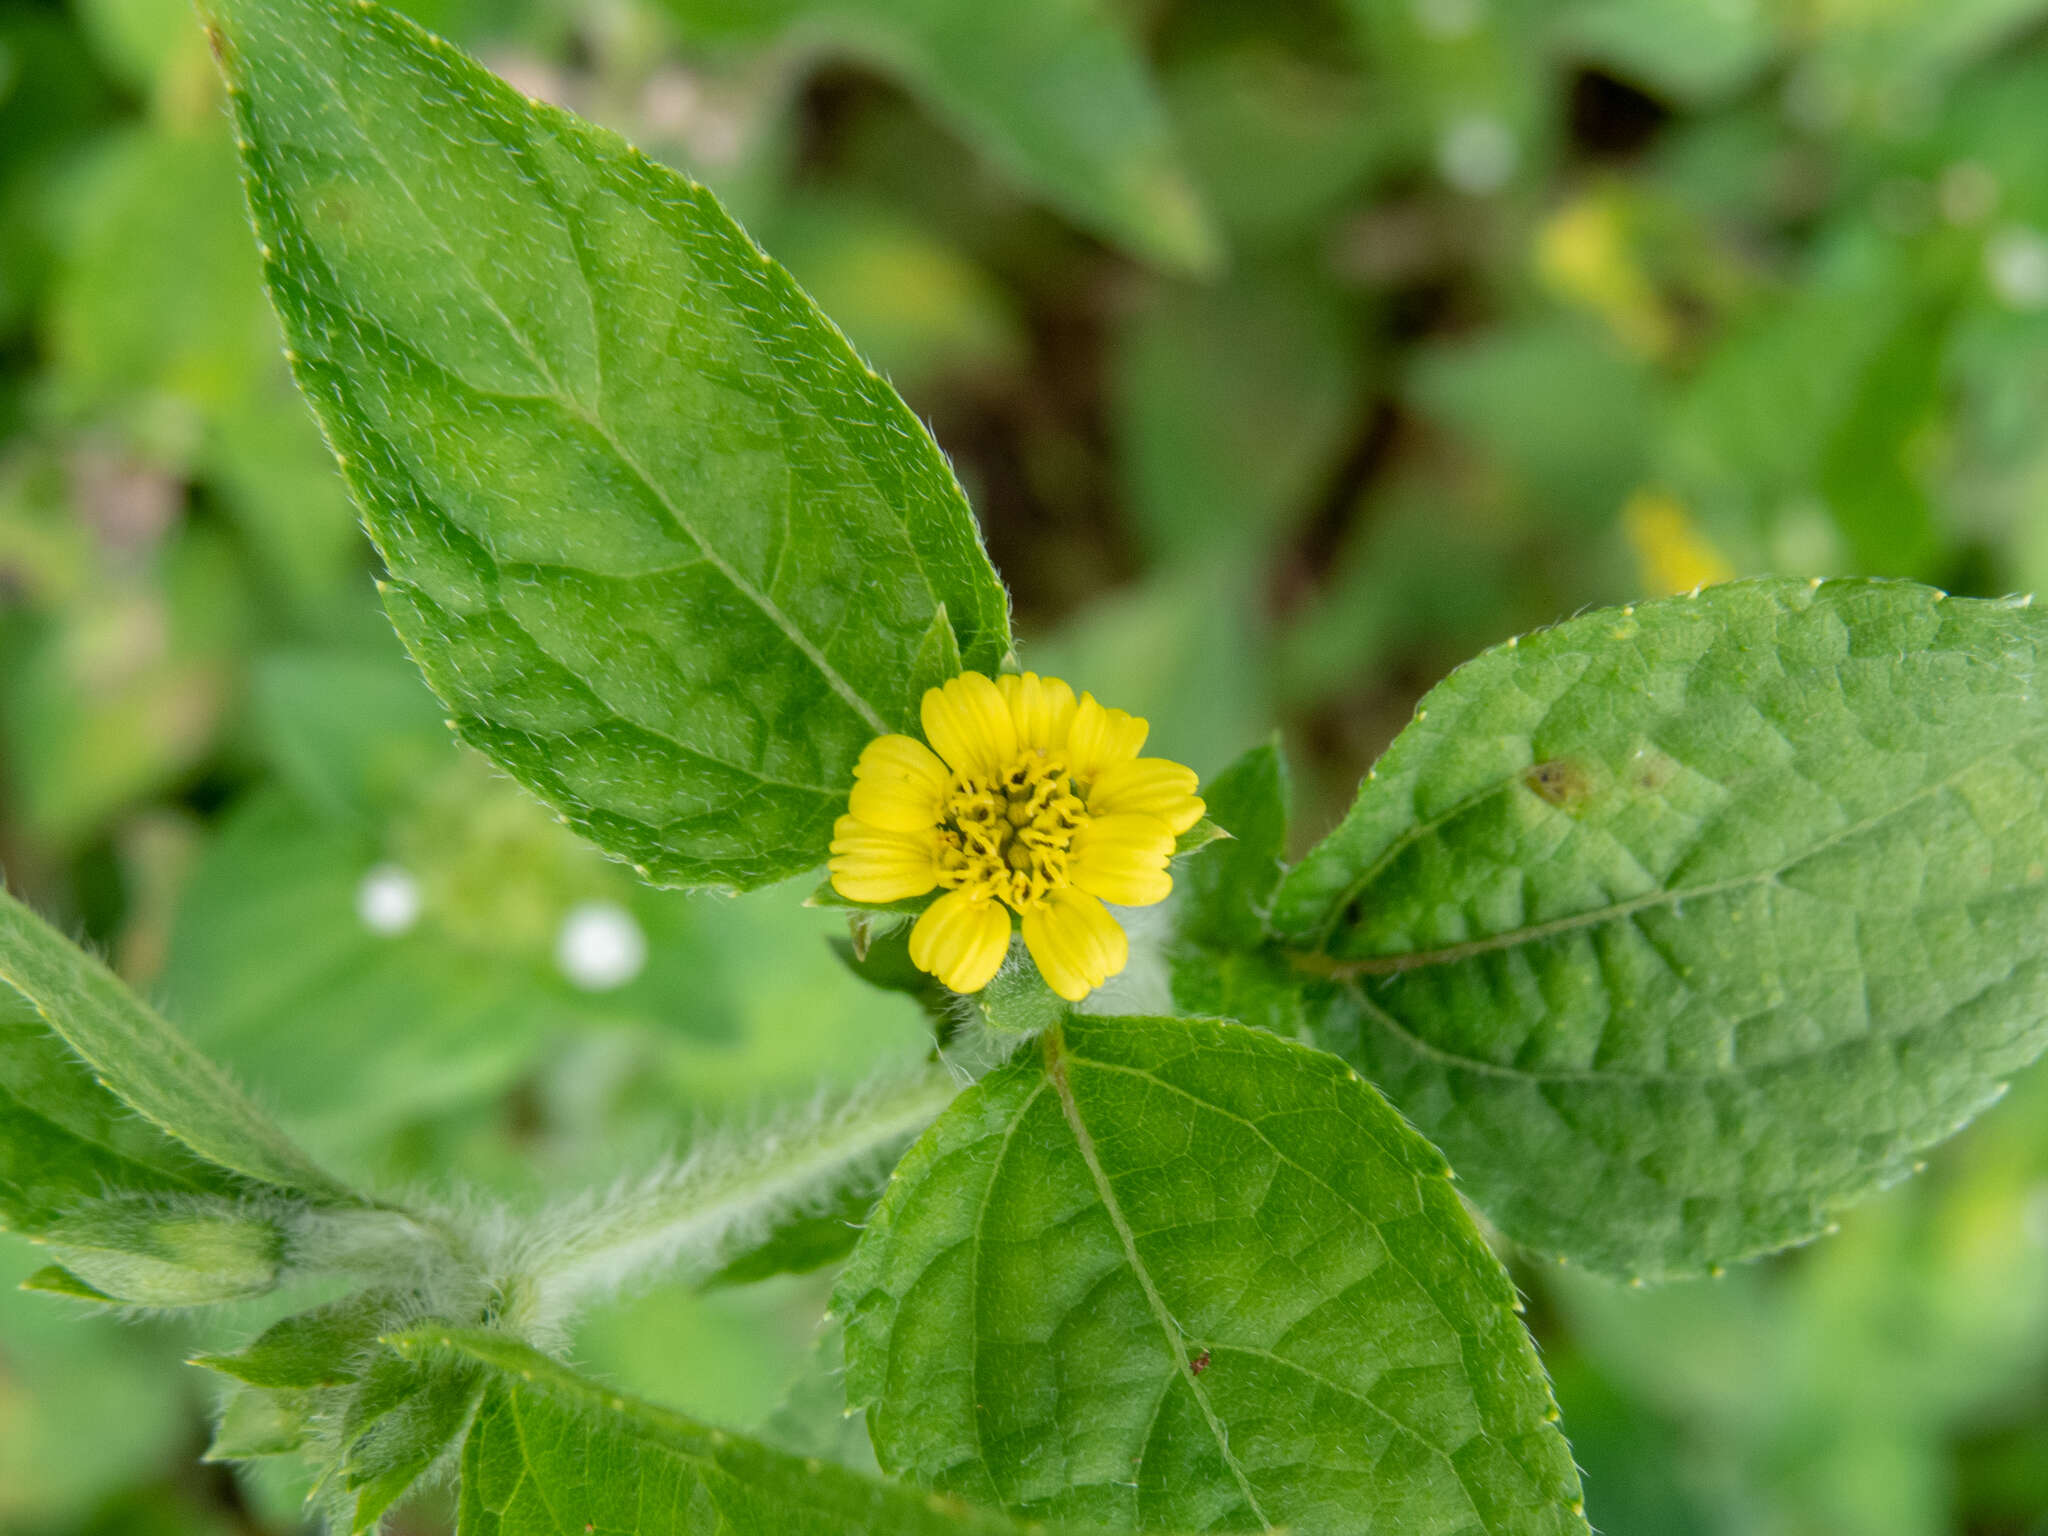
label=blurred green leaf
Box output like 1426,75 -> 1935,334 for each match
1115,265 -> 1363,565
1410,316 -> 1655,532
205,1383 -> 315,1460
45,122 -> 274,425
765,194 -> 1023,393
1552,0 -> 1775,106
2,521 -> 245,849
0,1251 -> 194,1528
251,648 -> 450,823
212,0 -> 1012,891
837,1013 -> 1587,1533
1280,579 -> 2048,1279
672,0 -> 1219,273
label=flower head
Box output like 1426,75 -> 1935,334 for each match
828,671 -> 1204,1002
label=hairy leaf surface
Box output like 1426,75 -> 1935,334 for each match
0,889 -> 352,1201
836,1014 -> 1586,1535
0,994 -> 244,1236
209,0 -> 1012,890
1276,578 -> 2048,1278
405,1328 -> 1076,1535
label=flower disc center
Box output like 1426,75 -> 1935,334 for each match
936,750 -> 1086,910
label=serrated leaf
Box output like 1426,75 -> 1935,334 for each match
835,1014 -> 1586,1535
415,1327 -> 1089,1531
0,888 -> 354,1202
1276,578 -> 2048,1279
194,1289 -> 399,1388
403,1327 -> 1082,1535
671,0 -> 1218,274
208,0 -> 1012,893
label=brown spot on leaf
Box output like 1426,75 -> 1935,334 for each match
1188,1349 -> 1210,1376
1525,759 -> 1592,808
1630,748 -> 1678,794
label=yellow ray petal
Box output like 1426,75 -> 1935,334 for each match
1086,757 -> 1205,835
921,671 -> 1017,780
828,815 -> 940,904
997,671 -> 1078,754
1066,694 -> 1148,784
849,733 -> 952,833
908,888 -> 1012,993
1021,887 -> 1129,1002
1070,813 -> 1175,907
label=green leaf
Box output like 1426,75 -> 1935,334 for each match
207,1383 -> 317,1461
208,0 -> 1012,892
1177,739 -> 1289,954
1168,741 -> 1304,1042
1114,267 -> 1361,564
835,1014 -> 1586,1534
973,956 -> 1066,1038
701,1183 -> 874,1288
404,1327 -> 1079,1534
0,992 -> 246,1237
251,649 -> 450,822
193,1289 -> 400,1388
670,0 -> 1218,274
41,1194 -> 283,1305
17,1264 -> 115,1302
0,888 -> 355,1201
1276,578 -> 2048,1279
758,1324 -> 880,1474
340,1350 -> 484,1532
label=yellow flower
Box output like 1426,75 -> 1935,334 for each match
828,671 -> 1205,1003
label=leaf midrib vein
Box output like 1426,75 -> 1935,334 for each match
259,31 -> 893,738
1042,1028 -> 1273,1531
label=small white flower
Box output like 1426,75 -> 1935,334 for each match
1987,226 -> 2048,311
356,864 -> 422,936
556,901 -> 647,991
1438,115 -> 1518,195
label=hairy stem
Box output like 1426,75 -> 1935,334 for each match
506,1067 -> 957,1331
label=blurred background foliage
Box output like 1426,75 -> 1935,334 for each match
5,0 -> 2048,1530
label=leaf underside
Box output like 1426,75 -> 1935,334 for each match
1277,578 -> 2048,1279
